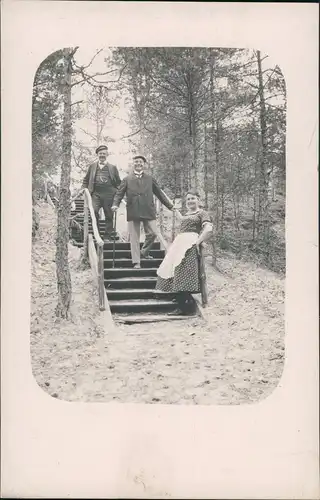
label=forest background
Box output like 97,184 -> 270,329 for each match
32,46 -> 286,283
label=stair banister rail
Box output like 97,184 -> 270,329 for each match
70,188 -> 85,204
46,192 -> 57,211
82,188 -> 107,312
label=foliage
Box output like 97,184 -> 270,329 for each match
32,46 -> 286,273
112,47 -> 286,271
32,50 -> 65,199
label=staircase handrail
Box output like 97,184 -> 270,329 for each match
83,188 -> 104,247
70,188 -> 85,203
82,188 -> 106,312
46,192 -> 57,210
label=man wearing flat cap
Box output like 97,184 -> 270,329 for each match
82,145 -> 121,241
112,154 -> 177,268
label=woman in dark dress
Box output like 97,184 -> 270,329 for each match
155,190 -> 213,315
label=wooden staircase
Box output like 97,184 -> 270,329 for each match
70,198 -> 186,321
70,197 -> 119,246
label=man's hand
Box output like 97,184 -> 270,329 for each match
111,206 -> 118,212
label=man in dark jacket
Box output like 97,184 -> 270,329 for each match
111,155 -> 176,268
82,145 -> 121,241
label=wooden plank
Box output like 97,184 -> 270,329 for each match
83,195 -> 89,261
100,289 -> 115,331
97,243 -> 105,311
115,315 -> 190,325
46,193 -> 56,210
191,294 -> 208,322
88,234 -> 115,332
198,245 -> 208,306
83,188 -> 104,247
88,234 -> 98,278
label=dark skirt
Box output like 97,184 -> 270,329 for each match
155,245 -> 201,294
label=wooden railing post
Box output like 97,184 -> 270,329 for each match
97,243 -> 105,311
83,194 -> 89,261
46,192 -> 57,210
198,244 -> 208,307
83,189 -> 114,329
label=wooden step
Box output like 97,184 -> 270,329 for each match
108,298 -> 176,314
105,276 -> 157,289
104,267 -> 158,278
106,288 -> 173,300
70,230 -> 120,239
104,258 -> 162,268
103,241 -> 161,250
115,314 -> 192,324
103,249 -> 165,259
71,217 -> 107,225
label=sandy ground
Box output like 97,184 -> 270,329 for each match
31,202 -> 285,405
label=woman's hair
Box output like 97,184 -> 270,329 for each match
186,189 -> 200,198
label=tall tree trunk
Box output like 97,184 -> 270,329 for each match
204,121 -> 208,209
257,50 -> 270,260
235,156 -> 241,232
55,48 -> 73,319
190,88 -> 198,190
215,122 -> 221,235
218,123 -> 226,237
209,51 -> 218,230
252,147 -> 259,242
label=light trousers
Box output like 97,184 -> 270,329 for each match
128,219 -> 159,264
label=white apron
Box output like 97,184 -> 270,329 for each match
157,232 -> 198,280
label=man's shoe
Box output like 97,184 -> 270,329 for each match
141,253 -> 154,259
133,263 -> 141,269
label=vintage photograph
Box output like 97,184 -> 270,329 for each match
31,46 -> 286,404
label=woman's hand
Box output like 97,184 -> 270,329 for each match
172,206 -> 182,220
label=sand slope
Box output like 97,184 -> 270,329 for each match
30,202 -> 285,405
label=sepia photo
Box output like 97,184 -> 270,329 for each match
31,46 -> 286,405
2,1 -> 318,498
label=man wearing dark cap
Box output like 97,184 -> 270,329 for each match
111,155 -> 177,268
82,145 -> 121,241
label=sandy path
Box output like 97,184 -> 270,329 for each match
31,202 -> 285,405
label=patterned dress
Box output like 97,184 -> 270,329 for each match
155,209 -> 211,294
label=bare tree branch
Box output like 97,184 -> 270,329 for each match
73,48 -> 103,72
71,67 -> 118,87
79,62 -> 127,87
120,128 -> 143,140
148,72 -> 187,101
78,127 -> 97,140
